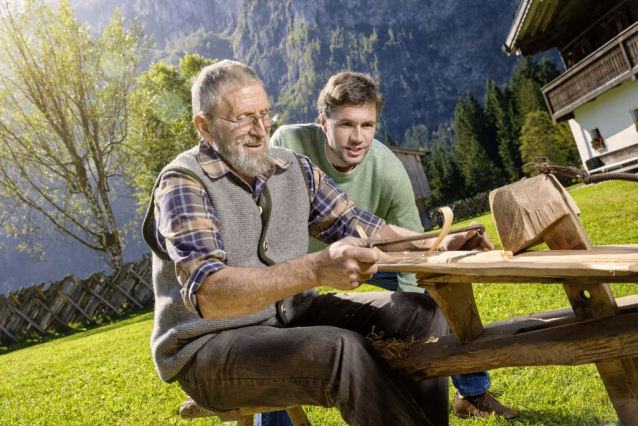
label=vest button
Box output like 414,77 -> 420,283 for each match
263,241 -> 269,251
258,206 -> 263,215
282,306 -> 287,314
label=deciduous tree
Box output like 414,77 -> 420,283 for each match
519,110 -> 581,181
127,54 -> 214,208
0,0 -> 150,270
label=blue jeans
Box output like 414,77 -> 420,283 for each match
256,272 -> 490,426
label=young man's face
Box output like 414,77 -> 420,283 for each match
321,103 -> 377,173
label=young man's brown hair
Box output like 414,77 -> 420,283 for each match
317,71 -> 385,119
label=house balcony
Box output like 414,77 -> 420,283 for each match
542,21 -> 638,123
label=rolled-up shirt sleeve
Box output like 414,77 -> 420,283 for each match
153,171 -> 227,316
298,155 -> 386,242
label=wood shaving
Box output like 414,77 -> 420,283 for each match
366,326 -> 438,360
501,250 -> 513,260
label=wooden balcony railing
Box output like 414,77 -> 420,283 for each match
542,21 -> 638,122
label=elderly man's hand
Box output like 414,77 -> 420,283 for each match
440,221 -> 495,251
313,237 -> 379,290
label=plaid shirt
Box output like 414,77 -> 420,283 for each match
153,141 -> 385,314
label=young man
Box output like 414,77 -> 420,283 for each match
264,71 -> 517,423
144,61 -> 487,426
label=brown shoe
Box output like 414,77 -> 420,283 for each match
453,392 -> 518,420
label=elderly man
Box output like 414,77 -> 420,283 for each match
264,72 -> 517,423
143,60 -> 484,426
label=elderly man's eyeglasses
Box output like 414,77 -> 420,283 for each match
208,109 -> 280,133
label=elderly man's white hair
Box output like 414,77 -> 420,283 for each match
191,60 -> 263,119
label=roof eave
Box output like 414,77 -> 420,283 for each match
503,0 -> 534,55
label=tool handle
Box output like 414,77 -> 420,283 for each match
371,224 -> 485,248
458,230 -> 485,250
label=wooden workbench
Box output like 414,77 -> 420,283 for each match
377,245 -> 638,424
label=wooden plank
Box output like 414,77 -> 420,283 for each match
378,245 -> 638,281
240,415 -> 254,426
83,284 -> 121,316
562,281 -> 619,320
286,407 -> 312,426
8,303 -> 46,335
0,324 -> 18,342
57,291 -> 93,322
421,281 -> 483,344
33,297 -> 69,329
179,397 -> 312,425
596,358 -> 638,423
414,273 -> 634,285
21,286 -> 51,330
128,267 -> 153,291
390,308 -> 638,381
106,281 -> 143,309
8,292 -> 22,307
562,279 -> 638,423
35,285 -> 47,300
82,275 -> 108,319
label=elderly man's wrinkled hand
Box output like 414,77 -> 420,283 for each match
313,237 -> 379,290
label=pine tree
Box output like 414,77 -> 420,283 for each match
454,95 -> 506,195
403,124 -> 430,150
497,88 -> 524,182
384,131 -> 399,147
423,145 -> 464,207
483,80 -> 502,161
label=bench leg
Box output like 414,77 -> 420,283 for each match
420,281 -> 484,343
240,414 -> 254,426
563,281 -> 638,424
286,406 -> 312,426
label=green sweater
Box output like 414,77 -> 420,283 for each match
272,123 -> 424,293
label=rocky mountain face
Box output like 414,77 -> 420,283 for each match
236,0 -> 521,136
70,0 -> 522,138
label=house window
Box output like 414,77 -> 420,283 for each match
589,128 -> 605,151
571,38 -> 592,64
607,10 -> 630,37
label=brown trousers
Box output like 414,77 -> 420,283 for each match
178,292 -> 449,426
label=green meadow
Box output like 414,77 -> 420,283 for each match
1,180 -> 637,425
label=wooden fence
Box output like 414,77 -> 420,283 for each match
429,191 -> 491,228
0,255 -> 153,344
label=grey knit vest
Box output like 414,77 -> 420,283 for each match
143,145 -> 316,382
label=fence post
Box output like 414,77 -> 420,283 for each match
83,284 -> 122,316
106,281 -> 144,309
8,303 -> 47,335
0,324 -> 18,342
33,297 -> 69,330
57,291 -> 93,322
128,267 -> 153,291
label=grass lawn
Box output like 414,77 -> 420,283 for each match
1,180 -> 636,425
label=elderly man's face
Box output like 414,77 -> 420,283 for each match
210,83 -> 274,179
321,103 -> 377,173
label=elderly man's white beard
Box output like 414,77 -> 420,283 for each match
212,131 -> 275,178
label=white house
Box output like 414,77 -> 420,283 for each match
503,0 -> 638,174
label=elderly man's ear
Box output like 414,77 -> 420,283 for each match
194,115 -> 213,142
